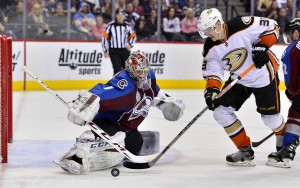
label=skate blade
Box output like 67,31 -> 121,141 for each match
266,158 -> 292,168
226,160 -> 255,167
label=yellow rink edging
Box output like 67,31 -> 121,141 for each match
12,80 -> 287,91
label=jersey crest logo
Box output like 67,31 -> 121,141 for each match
117,79 -> 128,89
222,48 -> 248,72
241,17 -> 251,25
128,96 -> 151,121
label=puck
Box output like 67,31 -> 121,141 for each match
111,168 -> 120,177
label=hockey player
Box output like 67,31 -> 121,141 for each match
56,51 -> 185,174
267,19 -> 300,168
198,8 -> 285,166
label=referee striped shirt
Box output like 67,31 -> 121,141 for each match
102,21 -> 137,53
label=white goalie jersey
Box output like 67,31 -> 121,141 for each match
202,16 -> 280,89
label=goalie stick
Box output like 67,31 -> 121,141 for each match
23,66 -> 158,164
123,64 -> 257,169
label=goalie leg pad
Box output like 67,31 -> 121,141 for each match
55,146 -> 89,175
153,97 -> 185,121
57,131 -> 126,174
139,131 -> 160,156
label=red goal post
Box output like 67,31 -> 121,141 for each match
0,35 -> 13,163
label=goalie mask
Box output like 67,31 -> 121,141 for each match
197,8 -> 224,38
125,51 -> 150,85
283,18 -> 300,44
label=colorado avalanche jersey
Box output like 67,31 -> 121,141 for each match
89,70 -> 160,131
202,16 -> 280,88
281,38 -> 300,99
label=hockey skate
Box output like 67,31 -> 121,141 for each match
266,139 -> 299,168
226,145 -> 255,166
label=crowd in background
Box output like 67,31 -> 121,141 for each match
0,0 -> 300,43
252,0 -> 300,43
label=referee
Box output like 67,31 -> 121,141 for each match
102,8 -> 137,75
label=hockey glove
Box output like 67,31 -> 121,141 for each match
204,87 -> 222,111
252,44 -> 269,69
67,90 -> 100,126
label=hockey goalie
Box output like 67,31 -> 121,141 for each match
56,51 -> 185,174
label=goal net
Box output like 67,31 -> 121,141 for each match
0,35 -> 13,163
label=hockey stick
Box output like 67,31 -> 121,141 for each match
252,132 -> 274,147
22,66 -> 158,163
123,64 -> 256,169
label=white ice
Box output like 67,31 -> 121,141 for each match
0,90 -> 299,188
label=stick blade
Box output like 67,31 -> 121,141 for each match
123,161 -> 151,169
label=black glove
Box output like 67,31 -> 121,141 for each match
252,44 -> 269,69
204,87 -> 222,111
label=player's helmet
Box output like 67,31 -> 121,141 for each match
283,18 -> 300,44
125,51 -> 150,83
197,8 -> 224,38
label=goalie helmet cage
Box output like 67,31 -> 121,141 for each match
0,35 -> 13,163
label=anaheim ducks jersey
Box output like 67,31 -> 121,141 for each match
202,16 -> 280,89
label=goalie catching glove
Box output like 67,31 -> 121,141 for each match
252,43 -> 270,69
152,96 -> 185,121
67,90 -> 100,126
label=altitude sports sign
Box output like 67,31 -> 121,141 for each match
11,41 -> 287,90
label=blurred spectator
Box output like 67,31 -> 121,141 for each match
75,0 -> 100,12
286,0 -> 293,20
73,2 -> 96,40
139,0 -> 149,6
26,0 -> 46,11
7,0 -> 23,38
145,9 -> 157,36
45,0 -> 57,13
181,8 -> 198,41
100,0 -> 112,22
135,18 -> 150,41
182,0 -> 201,18
0,9 -> 7,35
276,0 -> 287,8
132,0 -> 144,16
58,0 -> 77,12
177,0 -> 188,10
165,0 -> 183,18
276,7 -> 289,43
48,2 -> 68,39
162,6 -> 183,41
27,3 -> 55,39
296,9 -> 300,18
264,0 -> 279,19
256,0 -> 273,16
144,0 -> 158,18
125,2 -> 140,28
92,15 -> 107,41
116,0 -> 126,10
